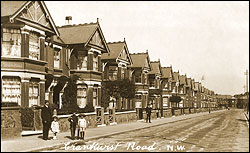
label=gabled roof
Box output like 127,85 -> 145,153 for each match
57,21 -> 109,53
102,42 -> 124,59
129,52 -> 151,70
161,67 -> 172,79
172,71 -> 180,82
1,1 -> 60,36
149,61 -> 162,75
102,39 -> 132,64
58,23 -> 97,44
179,75 -> 187,85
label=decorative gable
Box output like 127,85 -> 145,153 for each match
17,1 -> 53,30
144,57 -> 150,68
89,29 -> 105,49
118,47 -> 129,61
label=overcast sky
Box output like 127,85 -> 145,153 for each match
45,1 -> 249,95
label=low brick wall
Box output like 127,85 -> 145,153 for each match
174,109 -> 182,116
115,111 -> 137,124
184,108 -> 190,114
195,108 -> 201,113
57,112 -> 97,133
190,108 -> 195,114
163,109 -> 172,118
201,108 -> 207,112
1,107 -> 22,139
57,110 -> 138,132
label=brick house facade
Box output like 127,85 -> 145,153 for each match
57,20 -> 110,109
101,39 -> 133,110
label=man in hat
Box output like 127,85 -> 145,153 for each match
68,112 -> 78,139
41,101 -> 52,140
146,105 -> 152,123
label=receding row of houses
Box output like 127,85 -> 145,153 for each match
2,1 -> 222,119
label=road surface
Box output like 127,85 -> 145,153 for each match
43,109 -> 249,152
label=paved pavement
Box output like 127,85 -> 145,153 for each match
1,109 -> 226,152
44,109 -> 249,152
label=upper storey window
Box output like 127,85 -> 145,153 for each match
2,28 -> 21,57
54,46 -> 62,69
77,53 -> 88,71
135,71 -> 142,83
29,32 -> 40,60
93,53 -> 98,71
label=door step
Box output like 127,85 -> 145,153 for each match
21,130 -> 43,136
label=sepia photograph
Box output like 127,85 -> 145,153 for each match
1,1 -> 249,152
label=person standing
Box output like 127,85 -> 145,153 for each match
41,101 -> 52,140
78,114 -> 87,140
68,112 -> 78,139
51,115 -> 60,139
146,105 -> 152,123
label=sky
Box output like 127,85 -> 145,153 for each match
45,1 -> 249,96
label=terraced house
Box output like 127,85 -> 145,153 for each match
129,52 -> 151,120
179,74 -> 187,108
171,71 -> 181,108
1,1 -> 71,137
101,39 -> 133,110
161,66 -> 174,108
1,1 -> 70,108
148,60 -> 163,117
57,18 -> 110,109
185,77 -> 193,108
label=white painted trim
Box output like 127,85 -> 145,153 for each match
115,110 -> 136,115
53,44 -> 62,50
84,80 -> 101,86
23,25 -> 45,35
1,71 -> 45,80
21,30 -> 29,34
97,124 -> 106,127
110,122 -> 117,126
90,48 -> 102,54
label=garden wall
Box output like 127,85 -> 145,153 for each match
1,107 -> 22,139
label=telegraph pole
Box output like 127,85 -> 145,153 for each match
244,70 -> 248,93
244,70 -> 249,114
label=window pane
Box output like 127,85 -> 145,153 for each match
2,77 -> 21,106
2,29 -> 21,57
29,81 -> 39,107
29,32 -> 40,60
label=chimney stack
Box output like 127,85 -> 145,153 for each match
65,16 -> 72,25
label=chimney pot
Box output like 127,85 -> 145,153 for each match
65,16 -> 72,25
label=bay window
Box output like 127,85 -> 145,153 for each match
2,77 -> 21,106
54,50 -> 60,69
93,54 -> 98,71
29,79 -> 39,107
109,66 -> 117,80
29,32 -> 40,60
2,28 -> 21,57
77,85 -> 87,108
135,71 -> 142,83
77,53 -> 88,70
93,88 -> 98,107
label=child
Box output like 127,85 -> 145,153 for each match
77,114 -> 87,140
51,115 -> 60,140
